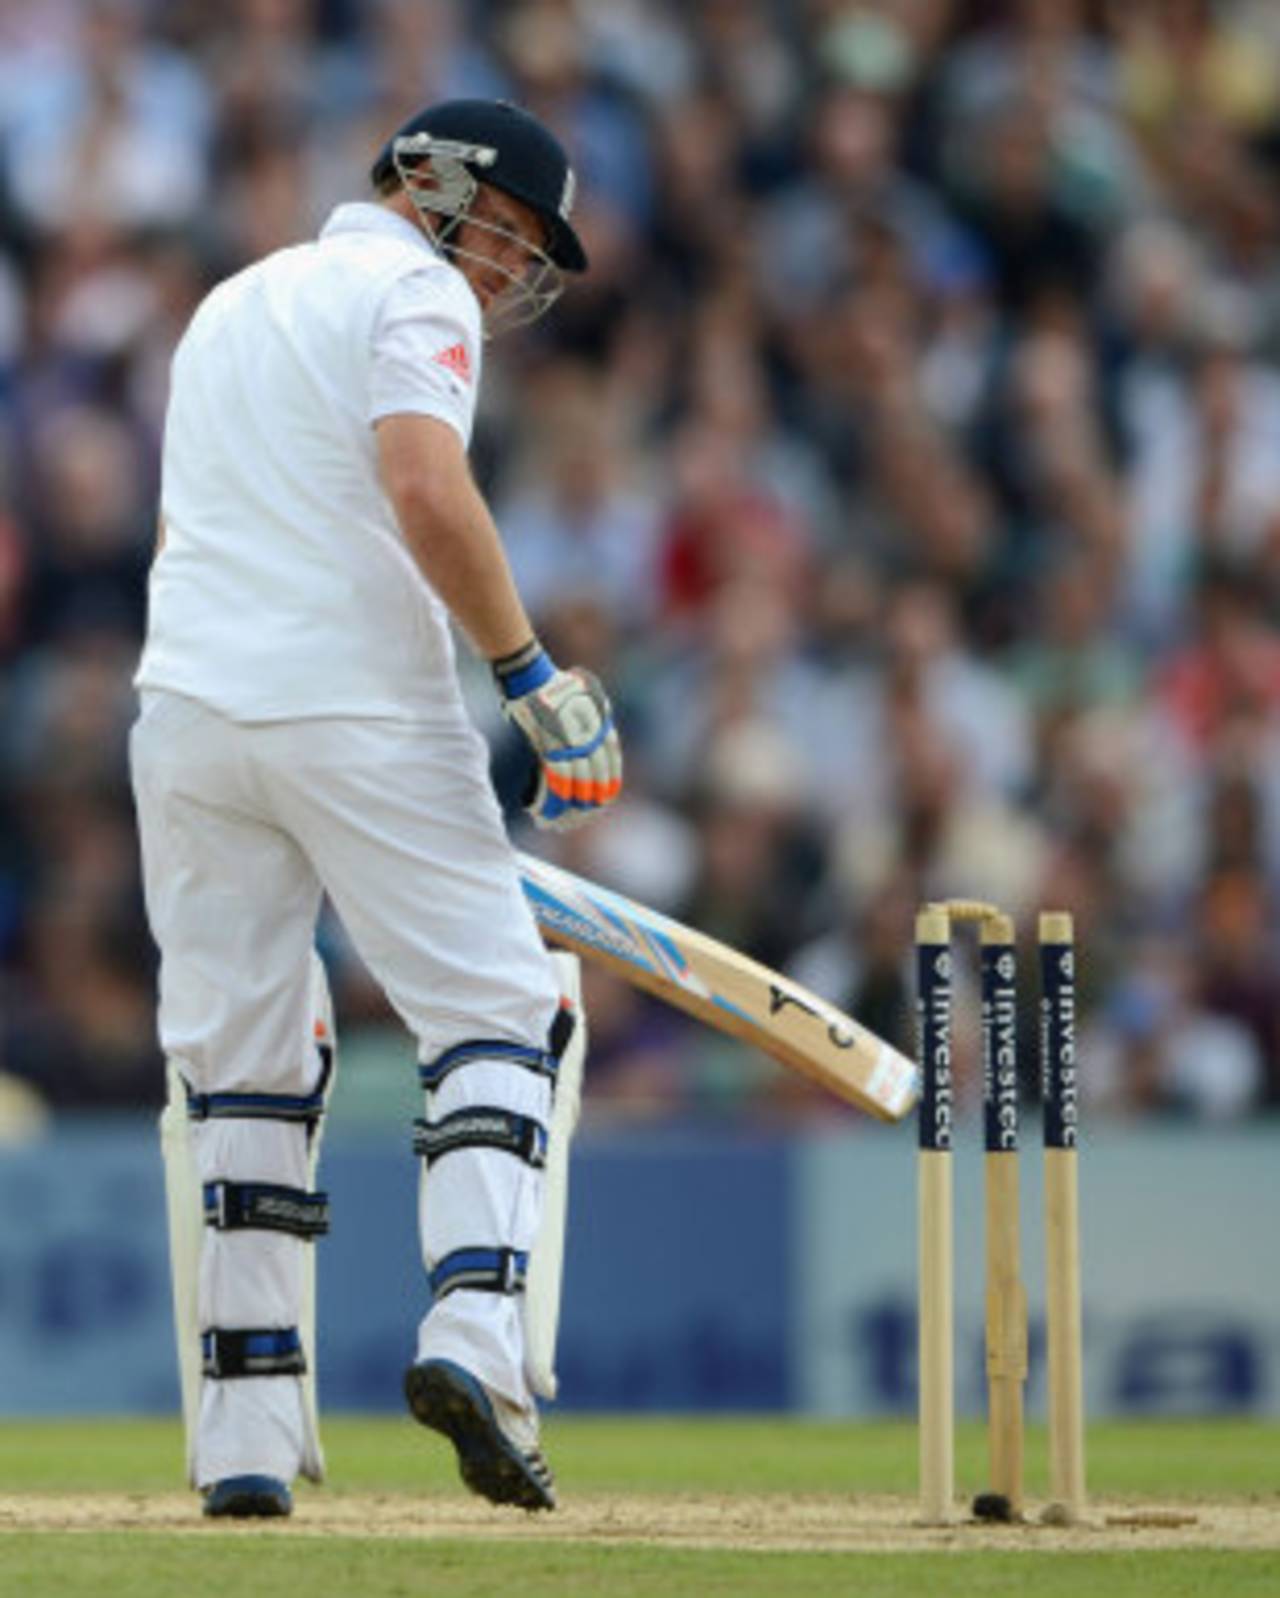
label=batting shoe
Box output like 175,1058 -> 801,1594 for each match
404,1358 -> 557,1511
202,1474 -> 293,1518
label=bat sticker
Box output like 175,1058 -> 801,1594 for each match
768,984 -> 856,1050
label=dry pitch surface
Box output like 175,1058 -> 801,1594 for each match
1,1491 -> 1277,1553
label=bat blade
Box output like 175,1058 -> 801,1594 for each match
516,851 -> 920,1121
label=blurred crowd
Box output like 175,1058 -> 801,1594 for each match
1,0 -> 1278,1130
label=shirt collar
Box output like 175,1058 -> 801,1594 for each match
320,202 -> 442,259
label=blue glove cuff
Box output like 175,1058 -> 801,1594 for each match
493,639 -> 556,701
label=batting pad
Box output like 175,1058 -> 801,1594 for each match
524,950 -> 585,1401
159,1059 -> 204,1485
160,950 -> 334,1487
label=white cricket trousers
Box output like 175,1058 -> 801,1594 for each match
130,689 -> 560,1487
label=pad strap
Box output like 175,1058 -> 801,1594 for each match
186,1085 -> 327,1126
201,1327 -> 306,1379
413,1108 -> 547,1170
428,1246 -> 528,1302
202,1180 -> 330,1239
419,1006 -> 576,1094
419,1038 -> 559,1092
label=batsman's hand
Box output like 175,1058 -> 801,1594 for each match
494,640 -> 623,831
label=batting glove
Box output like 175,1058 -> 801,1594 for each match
494,639 -> 623,832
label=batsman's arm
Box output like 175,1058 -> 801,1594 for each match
375,413 -> 623,830
375,413 -> 535,661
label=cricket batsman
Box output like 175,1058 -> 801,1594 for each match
130,99 -> 621,1518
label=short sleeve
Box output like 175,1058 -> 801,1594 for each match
368,268 -> 483,445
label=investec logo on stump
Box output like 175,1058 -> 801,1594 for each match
984,949 -> 1018,1152
1042,944 -> 1078,1151
919,946 -> 953,1151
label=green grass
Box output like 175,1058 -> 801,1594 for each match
1,1414 -> 1275,1499
0,1417 -> 1276,1597
2,1541 -> 1279,1598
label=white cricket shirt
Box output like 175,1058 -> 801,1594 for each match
136,203 -> 484,723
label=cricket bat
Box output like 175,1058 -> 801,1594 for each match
516,851 -> 920,1121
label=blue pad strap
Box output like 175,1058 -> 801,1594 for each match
419,1039 -> 558,1092
428,1247 -> 529,1302
203,1180 -> 330,1239
186,1085 -> 327,1126
201,1327 -> 306,1378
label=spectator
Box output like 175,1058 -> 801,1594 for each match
20,404 -> 153,647
1082,939 -> 1263,1119
1194,866 -> 1280,1105
3,0 -> 211,237
496,365 -> 662,632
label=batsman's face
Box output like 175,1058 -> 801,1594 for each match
455,188 -> 540,300
453,185 -> 560,333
